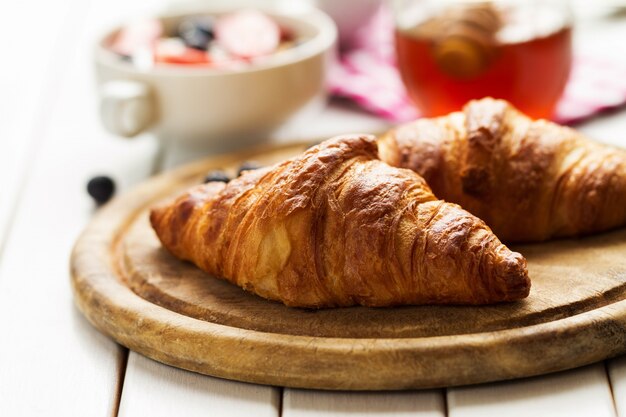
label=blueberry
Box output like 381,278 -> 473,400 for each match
194,17 -> 215,37
178,17 -> 214,50
237,161 -> 263,177
87,176 -> 115,205
203,170 -> 230,183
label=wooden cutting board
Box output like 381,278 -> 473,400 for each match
71,140 -> 626,390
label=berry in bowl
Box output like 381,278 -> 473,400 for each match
96,8 -> 336,147
109,10 -> 306,69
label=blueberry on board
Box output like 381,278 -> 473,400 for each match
203,170 -> 230,183
178,17 -> 214,50
237,161 -> 263,177
87,176 -> 115,205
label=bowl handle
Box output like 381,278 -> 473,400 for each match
99,80 -> 154,138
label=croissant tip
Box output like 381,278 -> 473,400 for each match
149,206 -> 165,230
498,253 -> 531,300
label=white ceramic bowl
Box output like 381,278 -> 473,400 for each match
95,8 -> 336,147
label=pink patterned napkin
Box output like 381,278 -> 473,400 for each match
328,7 -> 626,125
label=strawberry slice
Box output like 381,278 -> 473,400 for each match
154,38 -> 212,65
111,19 -> 162,57
215,10 -> 280,58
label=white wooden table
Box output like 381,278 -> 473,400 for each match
2,1 -> 626,415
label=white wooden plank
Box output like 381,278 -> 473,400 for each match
0,80 -> 159,414
0,105 -> 158,416
118,354 -> 280,417
447,364 -> 616,417
0,0 -> 162,415
607,357 -> 626,416
282,389 -> 446,417
0,0 -> 85,249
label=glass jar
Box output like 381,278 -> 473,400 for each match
393,0 -> 572,118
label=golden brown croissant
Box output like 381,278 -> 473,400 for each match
150,135 -> 529,308
378,98 -> 626,242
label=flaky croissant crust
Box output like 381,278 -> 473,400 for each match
151,135 -> 529,308
379,98 -> 626,242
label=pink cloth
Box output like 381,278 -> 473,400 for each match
328,7 -> 626,125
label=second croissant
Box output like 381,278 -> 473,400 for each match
151,135 -> 530,308
379,98 -> 626,242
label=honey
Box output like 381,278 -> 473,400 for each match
395,5 -> 572,118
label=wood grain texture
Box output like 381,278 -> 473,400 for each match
283,389 -> 445,416
118,353 -> 280,417
71,141 -> 626,390
123,215 -> 626,338
448,364 -> 616,417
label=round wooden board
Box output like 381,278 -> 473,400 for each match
71,140 -> 626,390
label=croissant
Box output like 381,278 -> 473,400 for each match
150,135 -> 529,308
378,98 -> 626,242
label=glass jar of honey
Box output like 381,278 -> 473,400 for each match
393,0 -> 572,118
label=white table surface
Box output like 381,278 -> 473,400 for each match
2,1 -> 626,415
